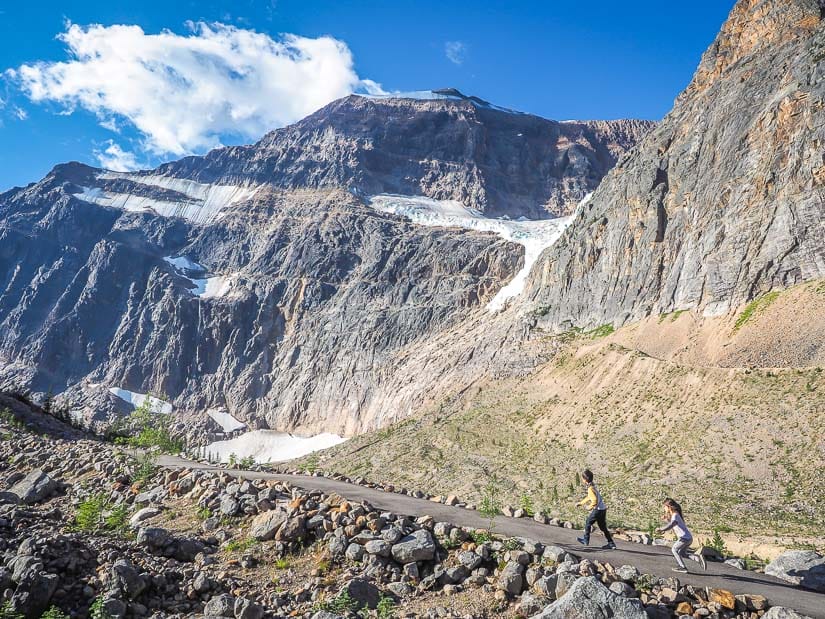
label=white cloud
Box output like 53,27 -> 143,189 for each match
445,41 -> 467,65
13,106 -> 27,120
12,22 -> 383,156
94,140 -> 140,171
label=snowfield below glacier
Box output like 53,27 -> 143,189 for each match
202,431 -> 347,463
369,194 -> 572,311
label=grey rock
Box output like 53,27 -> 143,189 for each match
609,581 -> 637,597
129,507 -> 161,527
457,550 -> 482,571
136,527 -> 170,549
616,564 -> 640,582
519,591 -> 548,615
497,561 -> 524,596
364,539 -> 392,557
248,508 -> 287,541
765,551 -> 825,592
339,577 -> 381,610
276,516 -> 306,542
543,545 -> 572,564
345,543 -> 365,562
391,530 -> 436,563
7,470 -> 58,505
233,597 -> 264,619
204,594 -> 236,618
111,559 -> 146,600
9,571 -> 58,619
554,572 -> 578,599
533,574 -> 558,599
531,576 -> 646,619
219,496 -> 240,517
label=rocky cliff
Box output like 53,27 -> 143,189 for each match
155,91 -> 654,219
0,93 -> 650,433
525,0 -> 825,329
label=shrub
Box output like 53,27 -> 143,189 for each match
131,453 -> 157,484
519,494 -> 535,517
74,494 -> 129,535
478,484 -> 502,533
707,530 -> 727,556
89,597 -> 113,619
114,396 -> 182,453
41,607 -> 70,619
225,537 -> 258,553
377,594 -> 396,618
315,590 -> 359,613
0,602 -> 23,619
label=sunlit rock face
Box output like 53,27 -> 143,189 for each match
0,92 -> 650,434
526,0 -> 825,329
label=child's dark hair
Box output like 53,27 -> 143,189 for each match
664,498 -> 683,517
582,469 -> 594,483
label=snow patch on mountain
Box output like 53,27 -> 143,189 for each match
206,408 -> 246,433
163,255 -> 205,273
187,275 -> 234,299
201,430 -> 347,463
108,387 -> 173,414
72,173 -> 259,224
368,194 -> 571,311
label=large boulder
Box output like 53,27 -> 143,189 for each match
390,530 -> 435,564
497,561 -> 525,596
8,470 -> 58,505
530,576 -> 646,619
204,594 -> 236,618
248,508 -> 287,541
110,560 -> 146,600
9,570 -> 59,619
765,551 -> 825,592
338,578 -> 381,610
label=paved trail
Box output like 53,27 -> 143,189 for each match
158,455 -> 825,618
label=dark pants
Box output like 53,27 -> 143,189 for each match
583,508 -> 613,544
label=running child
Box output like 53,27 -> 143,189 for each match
657,498 -> 707,573
576,469 -> 616,549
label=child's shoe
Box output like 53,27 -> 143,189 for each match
576,537 -> 588,546
672,567 -> 688,573
604,542 -> 616,549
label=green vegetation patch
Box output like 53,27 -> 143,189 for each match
74,494 -> 130,535
733,291 -> 781,332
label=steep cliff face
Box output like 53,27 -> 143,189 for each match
0,93 -> 651,432
155,92 -> 654,219
0,167 -> 519,433
525,0 -> 825,328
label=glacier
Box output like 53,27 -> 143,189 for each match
73,173 -> 259,224
368,194 -> 572,311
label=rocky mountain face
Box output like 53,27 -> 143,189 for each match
525,0 -> 825,329
0,94 -> 650,434
155,91 -> 654,219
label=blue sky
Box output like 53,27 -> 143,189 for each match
0,0 -> 735,191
